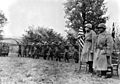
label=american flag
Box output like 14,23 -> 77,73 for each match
77,27 -> 85,48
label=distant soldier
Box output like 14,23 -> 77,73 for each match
20,45 -> 24,57
35,45 -> 41,59
43,45 -> 49,60
73,45 -> 79,63
23,45 -> 27,57
18,45 -> 22,57
0,43 -> 2,56
48,46 -> 54,61
64,46 -> 69,62
28,45 -> 32,58
24,45 -> 28,57
55,46 -> 61,61
81,23 -> 96,73
33,46 -> 38,59
41,45 -> 45,58
93,23 -> 113,78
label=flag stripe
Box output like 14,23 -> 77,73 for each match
78,38 -> 84,48
77,27 -> 84,48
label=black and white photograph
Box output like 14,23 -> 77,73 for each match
0,0 -> 120,84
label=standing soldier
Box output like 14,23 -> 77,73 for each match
18,45 -> 22,57
73,45 -> 79,63
81,23 -> 96,73
43,45 -> 49,60
23,45 -> 27,57
48,46 -> 54,61
55,46 -> 61,61
93,23 -> 113,78
33,45 -> 37,59
26,45 -> 29,57
64,46 -> 69,62
21,45 -> 24,57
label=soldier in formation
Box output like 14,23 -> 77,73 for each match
64,46 -> 69,62
17,42 -> 80,63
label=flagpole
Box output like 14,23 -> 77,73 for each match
78,43 -> 82,72
77,27 -> 84,72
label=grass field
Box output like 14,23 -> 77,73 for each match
0,56 -> 119,84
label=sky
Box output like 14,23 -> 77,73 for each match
0,0 -> 120,38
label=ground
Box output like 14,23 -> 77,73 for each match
0,57 -> 120,84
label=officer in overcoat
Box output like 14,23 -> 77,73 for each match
81,23 -> 96,73
93,23 -> 114,78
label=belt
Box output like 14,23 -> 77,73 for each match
96,46 -> 107,50
85,39 -> 92,42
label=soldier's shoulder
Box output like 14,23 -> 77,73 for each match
105,32 -> 113,38
105,31 -> 111,35
90,30 -> 97,38
106,33 -> 111,36
91,30 -> 96,34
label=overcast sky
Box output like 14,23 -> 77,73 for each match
0,0 -> 120,38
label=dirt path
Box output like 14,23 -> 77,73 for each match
0,57 -> 119,84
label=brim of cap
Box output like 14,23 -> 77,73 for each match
85,26 -> 92,28
97,27 -> 106,29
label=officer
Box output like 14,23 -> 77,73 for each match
93,23 -> 113,78
81,23 -> 96,73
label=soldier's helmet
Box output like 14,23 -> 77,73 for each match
98,23 -> 106,29
85,23 -> 92,29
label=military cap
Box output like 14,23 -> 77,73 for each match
85,23 -> 92,29
98,23 -> 106,29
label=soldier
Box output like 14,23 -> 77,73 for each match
73,45 -> 79,63
35,45 -> 41,59
81,23 -> 96,73
28,45 -> 32,58
18,45 -> 22,57
43,45 -> 49,60
93,23 -> 113,78
55,46 -> 61,61
21,45 -> 24,57
26,45 -> 29,57
23,45 -> 27,57
47,46 -> 54,61
33,45 -> 38,59
64,46 -> 69,62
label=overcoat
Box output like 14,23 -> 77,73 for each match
81,30 -> 96,62
93,31 -> 113,71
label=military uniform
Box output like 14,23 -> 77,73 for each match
81,30 -> 96,62
73,48 -> 79,63
64,48 -> 69,62
93,23 -> 114,73
48,47 -> 54,60
93,31 -> 113,71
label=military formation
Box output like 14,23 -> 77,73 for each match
17,42 -> 79,63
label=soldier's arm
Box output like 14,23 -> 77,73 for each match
91,30 -> 96,53
106,34 -> 114,56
